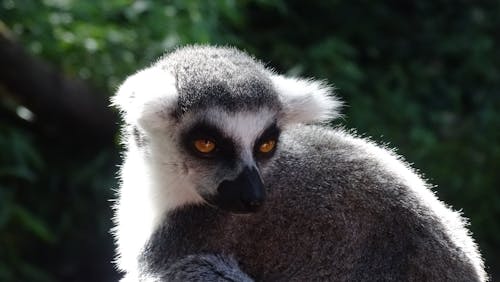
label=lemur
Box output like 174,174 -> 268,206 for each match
111,46 -> 486,281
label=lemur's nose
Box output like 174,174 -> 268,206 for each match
215,166 -> 265,214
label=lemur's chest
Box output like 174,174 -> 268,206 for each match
139,204 -> 345,281
139,206 -> 237,273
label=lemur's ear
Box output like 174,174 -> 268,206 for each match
111,67 -> 178,131
271,74 -> 341,125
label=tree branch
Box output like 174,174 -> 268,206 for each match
0,27 -> 118,142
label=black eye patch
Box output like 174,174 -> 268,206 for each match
254,122 -> 281,160
181,121 -> 237,162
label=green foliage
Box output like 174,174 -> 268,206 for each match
1,0 -> 499,280
0,120 -> 118,282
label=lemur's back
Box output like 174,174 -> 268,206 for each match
141,125 -> 484,281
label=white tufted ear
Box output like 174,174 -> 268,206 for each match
271,74 -> 341,125
111,67 -> 178,131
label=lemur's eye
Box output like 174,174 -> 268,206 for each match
258,140 -> 276,153
194,139 -> 216,153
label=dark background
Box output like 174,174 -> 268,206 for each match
1,1 -> 498,281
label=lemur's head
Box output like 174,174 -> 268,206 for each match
112,46 -> 339,214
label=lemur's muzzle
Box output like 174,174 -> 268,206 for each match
214,166 -> 265,214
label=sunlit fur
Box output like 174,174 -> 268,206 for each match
111,46 -> 486,281
271,74 -> 340,124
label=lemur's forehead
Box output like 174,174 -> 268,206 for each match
182,107 -> 278,146
157,46 -> 281,115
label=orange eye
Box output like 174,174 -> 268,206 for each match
194,139 -> 216,153
259,140 -> 276,153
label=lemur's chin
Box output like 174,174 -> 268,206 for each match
204,190 -> 266,214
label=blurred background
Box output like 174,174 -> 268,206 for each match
0,1 -> 499,281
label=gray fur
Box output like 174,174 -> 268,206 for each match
156,46 -> 281,117
112,46 -> 487,281
139,125 -> 486,281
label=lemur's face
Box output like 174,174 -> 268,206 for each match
134,105 -> 281,214
174,108 -> 280,213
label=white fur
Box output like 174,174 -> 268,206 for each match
219,109 -> 277,165
114,137 -> 204,273
111,67 -> 191,274
271,74 -> 341,125
111,67 -> 178,131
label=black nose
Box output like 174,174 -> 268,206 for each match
212,166 -> 265,213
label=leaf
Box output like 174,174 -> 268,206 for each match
11,205 -> 55,243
